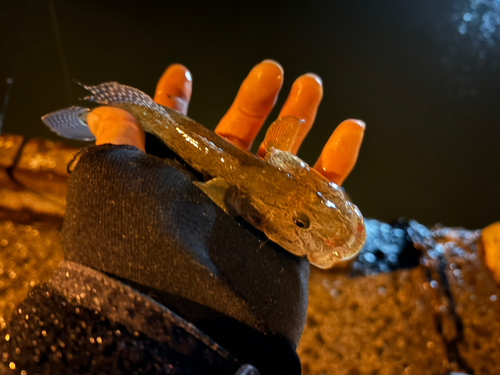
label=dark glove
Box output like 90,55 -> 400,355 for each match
62,144 -> 309,374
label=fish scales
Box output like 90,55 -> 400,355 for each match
42,82 -> 366,268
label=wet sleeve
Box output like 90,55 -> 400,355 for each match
61,143 -> 309,374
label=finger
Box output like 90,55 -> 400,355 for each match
87,106 -> 146,152
215,60 -> 284,149
257,73 -> 323,157
313,119 -> 365,186
154,64 -> 193,115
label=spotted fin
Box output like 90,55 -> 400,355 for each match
80,81 -> 170,118
41,106 -> 95,141
262,116 -> 303,156
193,178 -> 240,215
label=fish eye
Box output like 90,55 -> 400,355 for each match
292,212 -> 310,229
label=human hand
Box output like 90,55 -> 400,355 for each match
87,60 -> 365,186
69,61 -> 353,360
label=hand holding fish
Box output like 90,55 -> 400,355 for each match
87,61 -> 365,187
43,60 -> 366,268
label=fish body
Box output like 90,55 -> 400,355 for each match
42,82 -> 366,268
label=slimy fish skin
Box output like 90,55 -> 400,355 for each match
42,82 -> 366,269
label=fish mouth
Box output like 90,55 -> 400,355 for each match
309,213 -> 366,269
307,242 -> 360,269
264,229 -> 309,257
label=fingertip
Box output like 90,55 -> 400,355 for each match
261,59 -> 281,65
87,107 -> 146,152
303,72 -> 322,86
336,119 -> 366,136
86,110 -> 98,128
87,106 -> 108,134
155,63 -> 193,113
284,73 -> 324,111
88,106 -> 106,116
160,63 -> 192,82
344,118 -> 366,130
251,60 -> 284,86
261,59 -> 285,75
295,73 -> 323,98
313,118 -> 366,185
334,118 -> 366,148
260,59 -> 284,74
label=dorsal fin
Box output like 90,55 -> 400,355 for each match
262,116 -> 303,153
81,81 -> 170,118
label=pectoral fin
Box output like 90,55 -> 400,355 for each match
193,178 -> 240,215
263,116 -> 303,159
265,148 -> 310,175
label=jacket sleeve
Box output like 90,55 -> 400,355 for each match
61,144 -> 309,374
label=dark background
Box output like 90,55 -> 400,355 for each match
1,0 -> 499,229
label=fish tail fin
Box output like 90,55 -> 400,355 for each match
41,106 -> 96,141
80,82 -> 169,117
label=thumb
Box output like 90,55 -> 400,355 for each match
87,106 -> 146,152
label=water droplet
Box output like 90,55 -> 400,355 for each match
490,295 -> 497,302
330,289 -> 339,298
392,228 -> 405,238
363,253 -> 377,263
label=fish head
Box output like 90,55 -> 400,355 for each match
261,149 -> 366,269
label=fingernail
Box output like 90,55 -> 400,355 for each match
261,59 -> 284,72
304,73 -> 322,85
352,119 -> 366,129
165,64 -> 192,81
